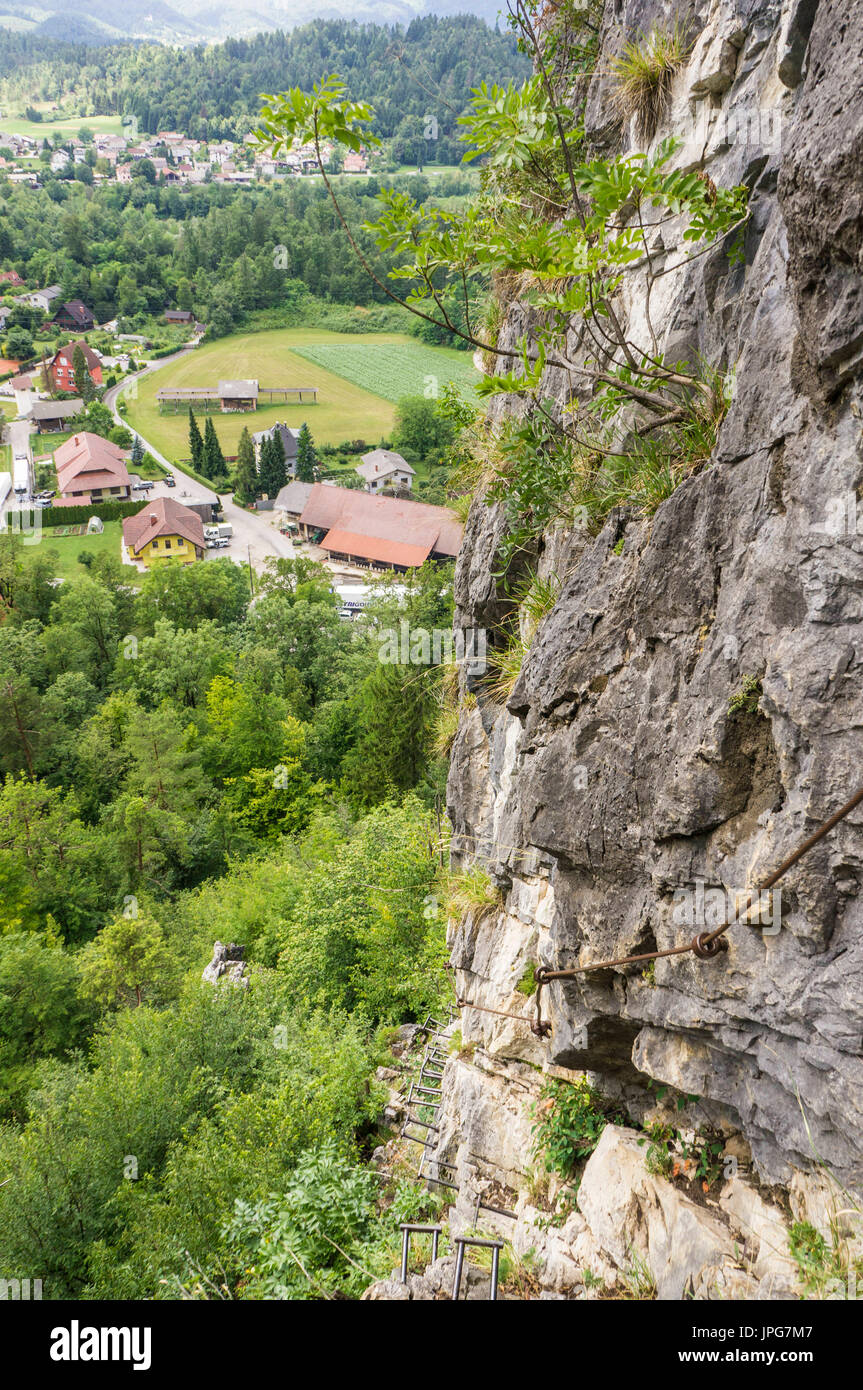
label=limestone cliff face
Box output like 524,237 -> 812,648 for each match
433,0 -> 863,1288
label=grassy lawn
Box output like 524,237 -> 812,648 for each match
0,113 -> 125,138
32,430 -> 74,453
25,521 -> 124,580
122,327 -> 416,463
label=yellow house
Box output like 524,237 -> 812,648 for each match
122,496 -> 206,568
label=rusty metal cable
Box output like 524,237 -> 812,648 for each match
506,785 -> 863,1038
457,995 -> 552,1038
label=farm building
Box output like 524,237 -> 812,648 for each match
30,398 -> 85,433
219,379 -> 259,411
157,382 -> 318,414
297,484 -> 462,571
274,480 -> 314,523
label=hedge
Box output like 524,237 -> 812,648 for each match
39,499 -> 144,527
173,456 -> 228,495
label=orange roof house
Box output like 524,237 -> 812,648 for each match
298,484 -> 462,570
54,432 -> 132,504
122,496 -> 206,567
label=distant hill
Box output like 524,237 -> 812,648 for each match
0,15 -> 529,152
0,0 -> 203,44
0,0 -> 508,44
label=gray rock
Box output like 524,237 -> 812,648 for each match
434,0 -> 863,1299
201,941 -> 248,987
577,1126 -> 740,1299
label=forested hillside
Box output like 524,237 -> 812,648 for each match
0,17 -> 530,153
0,545 -> 459,1296
0,171 -> 475,338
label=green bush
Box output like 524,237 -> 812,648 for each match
531,1077 -> 623,1179
40,500 -> 142,527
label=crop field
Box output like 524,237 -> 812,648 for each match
123,328 -> 474,464
291,341 -> 479,403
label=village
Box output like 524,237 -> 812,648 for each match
0,317 -> 462,616
0,123 -> 370,189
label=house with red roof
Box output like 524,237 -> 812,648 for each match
54,432 -> 132,505
122,497 -> 206,567
297,483 -> 462,571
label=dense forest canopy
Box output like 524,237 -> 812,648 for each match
0,17 -> 530,154
0,171 -> 477,339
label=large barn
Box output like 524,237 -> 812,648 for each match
297,484 -> 462,572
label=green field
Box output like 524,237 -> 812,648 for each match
122,328 -> 472,464
0,112 -> 125,139
291,340 -> 479,404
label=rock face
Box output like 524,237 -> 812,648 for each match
201,941 -> 248,986
432,0 -> 863,1299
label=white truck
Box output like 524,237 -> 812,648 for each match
13,453 -> 30,497
0,471 -> 11,509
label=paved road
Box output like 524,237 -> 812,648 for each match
1,415 -> 34,514
104,345 -> 299,569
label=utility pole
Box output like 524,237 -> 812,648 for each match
247,544 -> 255,597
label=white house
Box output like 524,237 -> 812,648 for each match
18,285 -> 61,313
355,448 -> 416,494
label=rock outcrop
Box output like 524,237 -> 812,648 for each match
428,0 -> 863,1299
201,941 -> 248,986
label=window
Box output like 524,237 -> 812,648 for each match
151,540 -> 158,549
164,539 -> 171,549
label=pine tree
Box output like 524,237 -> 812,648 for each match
233,426 -> 258,505
188,407 -> 204,472
131,434 -> 144,469
259,429 -> 287,498
269,429 -> 288,492
203,415 -> 225,482
295,422 -> 317,483
72,344 -> 96,402
257,434 -> 273,496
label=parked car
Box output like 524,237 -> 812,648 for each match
164,474 -> 176,487
134,479 -> 155,491
35,489 -> 55,500
34,498 -> 53,508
